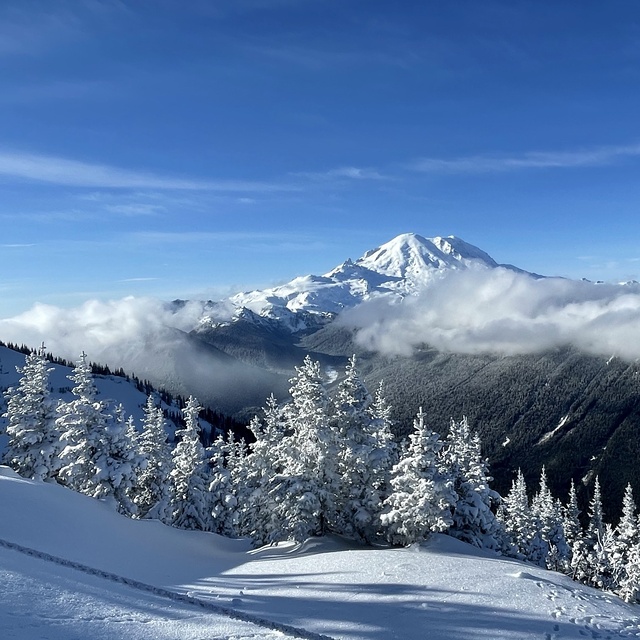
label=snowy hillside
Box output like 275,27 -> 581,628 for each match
0,345 -> 217,447
196,233 -> 531,332
2,466 -> 640,640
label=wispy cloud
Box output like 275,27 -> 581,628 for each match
0,150 -> 298,192
1,243 -> 37,248
128,230 -> 317,246
293,166 -> 392,181
411,144 -> 640,174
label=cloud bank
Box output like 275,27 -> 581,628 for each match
0,297 -> 284,415
342,268 -> 640,359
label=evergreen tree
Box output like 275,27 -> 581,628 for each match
133,395 -> 173,521
499,469 -> 546,565
240,397 -> 289,545
380,408 -> 455,546
612,484 -> 638,591
531,467 -> 569,570
2,344 -> 60,481
90,405 -> 142,515
275,356 -> 335,542
208,432 -> 243,537
329,358 -> 396,542
563,480 -> 582,551
168,396 -> 210,531
56,352 -> 112,496
619,541 -> 640,603
443,416 -> 503,550
587,476 -> 605,542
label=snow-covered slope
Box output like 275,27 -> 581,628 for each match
2,466 -> 639,640
197,233 -> 527,333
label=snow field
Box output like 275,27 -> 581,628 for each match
2,466 -> 640,639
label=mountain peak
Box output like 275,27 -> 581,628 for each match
355,232 -> 498,279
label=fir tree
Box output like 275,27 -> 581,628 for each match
499,469 -> 546,565
443,416 -> 503,550
380,408 -> 455,546
2,344 -> 60,481
56,352 -> 112,496
134,395 -> 173,522
275,356 -> 335,542
208,432 -> 243,537
329,358 -> 396,542
240,396 -> 289,545
168,396 -> 210,531
531,467 -> 569,570
90,405 -> 142,515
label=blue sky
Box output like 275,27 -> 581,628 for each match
2,0 -> 640,317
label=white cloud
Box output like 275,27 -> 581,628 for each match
0,297 -> 278,412
342,268 -> 640,359
293,166 -> 391,181
411,144 -> 640,174
0,150 -> 297,192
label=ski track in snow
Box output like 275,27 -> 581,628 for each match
0,537 -> 334,640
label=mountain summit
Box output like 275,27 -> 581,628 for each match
196,233 -> 525,333
356,233 -> 498,279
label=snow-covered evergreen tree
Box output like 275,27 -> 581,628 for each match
563,480 -> 582,551
208,432 -> 243,537
589,523 -> 616,591
531,467 -> 569,570
329,358 -> 396,542
587,476 -> 605,542
619,541 -> 640,603
56,352 -> 112,496
380,408 -> 455,546
610,484 -> 639,592
240,396 -> 289,545
90,404 -> 143,515
442,416 -> 503,550
274,356 -> 335,542
168,396 -> 211,531
133,395 -> 173,522
499,469 -> 546,565
2,344 -> 60,481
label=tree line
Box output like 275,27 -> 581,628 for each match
2,346 -> 640,603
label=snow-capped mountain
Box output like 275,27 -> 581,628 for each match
196,233 -> 527,333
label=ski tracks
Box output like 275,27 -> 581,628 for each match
0,537 -> 336,640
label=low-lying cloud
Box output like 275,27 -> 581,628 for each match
342,268 -> 640,359
0,297 -> 285,415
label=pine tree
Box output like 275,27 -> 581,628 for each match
443,416 -> 503,550
56,352 -> 112,496
380,408 -> 455,546
2,344 -> 60,481
133,395 -> 173,522
168,396 -> 211,531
